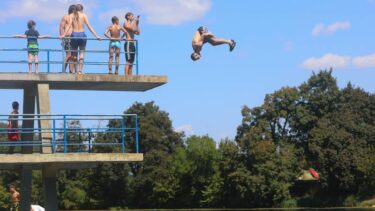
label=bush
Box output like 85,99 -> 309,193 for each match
343,195 -> 358,207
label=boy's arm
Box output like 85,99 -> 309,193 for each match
14,35 -> 27,38
133,17 -> 140,35
121,26 -> 127,39
59,16 -> 66,36
120,27 -> 127,40
60,16 -> 72,38
124,22 -> 136,34
83,14 -> 101,40
38,35 -> 50,39
104,27 -> 111,39
202,32 -> 214,38
134,20 -> 140,35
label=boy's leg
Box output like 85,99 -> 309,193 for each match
34,54 -> 39,73
71,51 -> 78,73
28,54 -> 33,73
108,48 -> 114,74
115,48 -> 120,74
208,37 -> 232,46
65,51 -> 72,73
78,38 -> 87,74
128,62 -> 133,75
125,61 -> 133,76
78,48 -> 85,74
125,42 -> 135,75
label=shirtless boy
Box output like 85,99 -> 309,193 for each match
123,12 -> 140,76
104,16 -> 126,74
9,184 -> 20,211
191,26 -> 236,61
59,5 -> 76,73
61,4 -> 101,74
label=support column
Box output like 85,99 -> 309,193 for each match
37,83 -> 52,154
20,165 -> 32,211
20,85 -> 36,210
22,84 -> 36,154
42,164 -> 60,211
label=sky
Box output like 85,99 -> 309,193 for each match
0,0 -> 375,142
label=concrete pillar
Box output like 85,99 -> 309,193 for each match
37,84 -> 52,154
42,164 -> 60,211
20,165 -> 32,211
22,84 -> 36,154
20,85 -> 35,211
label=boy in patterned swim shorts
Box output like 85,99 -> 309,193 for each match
15,20 -> 49,73
104,16 -> 126,74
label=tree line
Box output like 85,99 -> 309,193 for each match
0,70 -> 374,210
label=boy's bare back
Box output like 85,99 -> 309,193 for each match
70,12 -> 87,32
109,25 -> 122,39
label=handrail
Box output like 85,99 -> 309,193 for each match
0,36 -> 139,75
0,114 -> 139,154
0,36 -> 137,41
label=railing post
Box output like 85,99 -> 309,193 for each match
136,40 -> 139,75
88,128 -> 92,153
121,116 -> 125,153
135,115 -> 139,153
52,119 -> 56,153
47,50 -> 50,73
62,43 -> 65,73
63,115 -> 67,153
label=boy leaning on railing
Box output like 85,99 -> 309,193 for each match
14,20 -> 50,74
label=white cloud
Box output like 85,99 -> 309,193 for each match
312,21 -> 351,36
132,0 -> 212,25
98,9 -> 130,24
353,53 -> 375,69
312,23 -> 324,36
175,124 -> 195,136
302,53 -> 351,70
0,0 -> 211,26
0,0 -> 97,22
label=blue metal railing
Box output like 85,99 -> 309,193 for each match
0,36 -> 139,75
0,114 -> 139,154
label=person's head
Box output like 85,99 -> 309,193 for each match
191,52 -> 201,61
9,184 -> 16,192
125,12 -> 134,21
68,4 -> 76,14
27,20 -> 36,30
197,26 -> 208,34
76,4 -> 83,12
12,101 -> 19,110
112,16 -> 119,24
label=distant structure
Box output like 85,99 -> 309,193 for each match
0,37 -> 167,210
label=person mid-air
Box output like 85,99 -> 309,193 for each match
191,26 -> 236,61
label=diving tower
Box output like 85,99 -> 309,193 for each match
0,37 -> 167,210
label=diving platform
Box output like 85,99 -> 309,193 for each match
0,73 -> 168,91
0,36 -> 162,210
0,153 -> 143,170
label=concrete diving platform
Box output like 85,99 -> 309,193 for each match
0,73 -> 168,91
0,153 -> 143,170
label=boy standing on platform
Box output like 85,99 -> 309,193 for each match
104,16 -> 126,74
15,20 -> 49,73
8,101 -> 19,154
123,12 -> 140,76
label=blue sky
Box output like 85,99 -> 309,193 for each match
0,0 -> 375,141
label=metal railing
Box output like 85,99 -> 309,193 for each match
0,36 -> 139,75
0,114 -> 139,154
